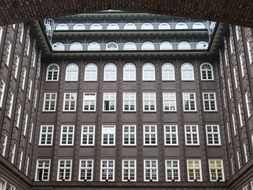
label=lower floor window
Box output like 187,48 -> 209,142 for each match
79,159 -> 93,181
35,160 -> 51,181
100,160 -> 115,181
57,159 -> 72,181
122,160 -> 136,181
209,159 -> 224,181
144,160 -> 158,181
187,160 -> 202,181
165,160 -> 180,181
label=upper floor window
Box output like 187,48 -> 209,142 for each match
103,92 -> 116,111
46,63 -> 59,81
181,63 -> 194,81
43,93 -> 57,112
141,23 -> 154,30
206,125 -> 221,146
5,40 -> 12,66
158,23 -> 171,30
123,63 -> 136,81
192,22 -> 206,29
69,42 -> 83,51
90,23 -> 103,30
0,27 -> 3,44
87,42 -> 101,51
200,62 -> 214,80
123,42 -> 137,51
143,92 -> 156,112
0,79 -> 6,108
60,125 -> 75,146
175,22 -> 188,29
185,125 -> 199,145
124,23 -> 137,30
203,92 -> 217,112
65,63 -> 79,81
73,23 -> 85,30
102,125 -> 116,146
163,92 -> 177,111
7,93 -> 14,118
19,23 -> 24,43
39,125 -> 54,146
83,93 -> 96,111
164,125 -> 178,145
123,125 -> 136,146
106,42 -> 118,51
247,40 -> 252,64
183,92 -> 197,112
160,41 -> 173,50
26,34 -> 31,56
178,41 -> 191,50
123,92 -> 136,112
63,93 -> 77,112
104,63 -> 117,81
84,63 -> 97,81
81,125 -> 95,146
196,41 -> 208,50
107,23 -> 120,30
142,63 -> 155,81
52,42 -> 65,51
55,23 -> 69,30
1,134 -> 7,157
162,63 -> 175,81
141,41 -> 155,50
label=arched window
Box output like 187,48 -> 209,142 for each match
141,23 -> 154,30
162,63 -> 175,81
178,41 -> 191,50
55,24 -> 69,30
160,41 -> 173,50
52,42 -> 65,51
84,63 -> 97,81
123,63 -> 136,81
141,41 -> 155,50
196,41 -> 208,50
124,23 -> 137,30
104,63 -> 117,81
181,63 -> 194,81
158,23 -> 171,30
192,22 -> 206,29
65,63 -> 79,81
69,42 -> 83,51
200,62 -> 214,80
107,23 -> 120,30
87,42 -> 101,51
46,63 -> 59,81
90,23 -> 103,30
142,63 -> 155,81
175,22 -> 188,29
73,23 -> 85,30
123,42 -> 137,51
106,42 -> 118,51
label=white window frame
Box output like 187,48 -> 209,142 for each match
233,67 -> 238,89
21,68 -> 27,90
14,56 -> 20,79
237,151 -> 241,169
143,125 -> 157,146
60,125 -> 75,146
46,63 -> 59,81
208,159 -> 224,182
63,93 -> 77,112
243,143 -> 248,163
35,159 -> 51,181
181,63 -> 194,81
122,125 -> 136,146
101,125 -> 116,146
143,160 -> 158,181
226,122 -> 231,143
83,93 -> 96,112
39,125 -> 54,146
239,54 -> 245,77
29,123 -> 34,143
100,160 -> 115,181
103,92 -> 116,112
123,92 -> 136,112
79,159 -> 94,181
18,151 -> 23,170
123,63 -> 136,81
232,113 -> 237,136
202,92 -> 217,112
143,92 -> 156,112
28,80 -> 32,100
25,157 -> 30,175
163,92 -> 177,111
65,63 -> 79,81
142,63 -> 155,81
0,79 -> 6,108
0,178 -> 7,190
184,125 -> 199,145
187,159 -> 202,182
5,40 -> 12,66
42,93 -> 57,112
57,159 -> 72,181
11,143 -> 16,164
23,113 -> 28,136
245,92 -> 251,118
238,104 -> 244,127
165,160 -> 180,181
104,63 -> 117,81
7,92 -> 14,118
16,104 -> 22,128
183,92 -> 197,112
235,26 -> 240,41
1,134 -> 8,157
122,159 -> 136,181
228,79 -> 232,99
200,62 -> 214,81
81,125 -> 95,146
84,63 -> 97,81
206,125 -> 221,146
247,39 -> 252,64
164,125 -> 178,146
162,63 -> 175,81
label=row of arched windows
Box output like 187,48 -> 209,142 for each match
52,41 -> 208,51
46,62 -> 214,82
55,22 -> 207,31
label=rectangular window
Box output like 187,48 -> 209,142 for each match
43,93 -> 57,112
29,123 -> 34,143
187,159 -> 202,181
231,157 -> 235,175
228,79 -> 232,99
163,92 -> 177,111
63,93 -> 77,112
102,125 -> 115,146
230,35 -> 233,53
164,125 -> 178,145
39,125 -> 54,146
83,93 -> 96,111
28,80 -> 32,100
123,92 -> 136,111
238,104 -> 244,127
245,92 -> 251,118
57,159 -> 72,181
183,93 -> 196,112
23,113 -> 28,136
243,143 -> 248,163
143,125 -> 157,146
32,50 -> 37,67
224,49 -> 228,66
232,113 -> 237,136
226,122 -> 231,143
208,159 -> 224,181
18,151 -> 23,170
81,125 -> 95,146
100,160 -> 115,181
235,26 -> 240,41
25,157 -> 30,175
26,36 -> 30,56
247,40 -> 252,64
103,92 -> 116,111
35,159 -> 51,181
16,104 -> 21,128
251,181 -> 253,190
122,160 -> 136,181
123,125 -> 136,146
240,54 -> 245,77
242,185 -> 249,190
185,125 -> 199,145
7,93 -> 14,118
1,134 -> 7,157
233,68 -> 238,89
14,56 -> 20,79
203,92 -> 217,111
165,160 -> 180,181
34,90 -> 38,109
60,125 -> 74,146
206,125 -> 221,145
144,160 -> 158,181
143,92 -> 156,112
0,79 -> 6,108
11,143 -> 16,164
237,151 -> 241,169
21,68 -> 27,90
79,159 -> 93,181
0,178 -> 7,190
5,40 -> 12,66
